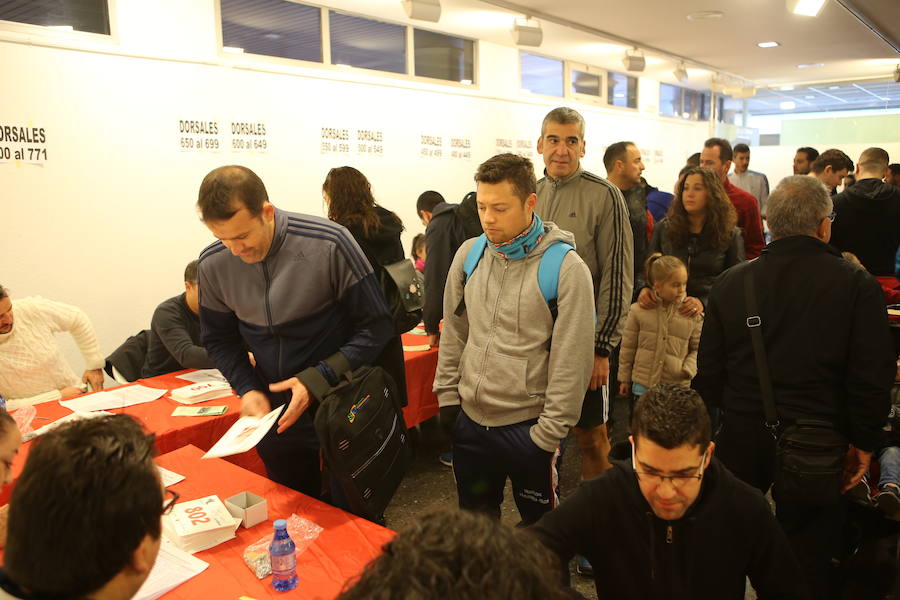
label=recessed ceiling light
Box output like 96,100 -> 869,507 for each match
757,41 -> 780,48
797,63 -> 824,69
686,10 -> 724,20
789,0 -> 826,17
779,101 -> 797,110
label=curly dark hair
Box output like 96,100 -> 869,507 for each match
631,383 -> 711,450
666,166 -> 737,252
323,166 -> 400,237
337,508 -> 569,600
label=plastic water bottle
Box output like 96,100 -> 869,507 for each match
269,519 -> 298,592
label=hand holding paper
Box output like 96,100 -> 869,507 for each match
203,406 -> 283,459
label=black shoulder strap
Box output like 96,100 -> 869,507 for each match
743,262 -> 779,436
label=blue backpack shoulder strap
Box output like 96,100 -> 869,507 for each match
462,235 -> 488,282
537,241 -> 574,303
454,235 -> 488,316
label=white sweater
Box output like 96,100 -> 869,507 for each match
0,296 -> 104,409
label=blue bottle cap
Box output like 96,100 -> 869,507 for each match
273,519 -> 287,529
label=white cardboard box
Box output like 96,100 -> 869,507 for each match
224,492 -> 268,528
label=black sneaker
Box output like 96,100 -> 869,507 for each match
846,474 -> 873,506
575,555 -> 594,578
876,485 -> 900,520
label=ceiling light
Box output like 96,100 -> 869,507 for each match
757,41 -> 780,48
623,48 -> 645,72
787,0 -> 826,17
797,63 -> 824,69
223,46 -> 244,54
686,10 -> 724,20
673,62 -> 688,82
512,17 -> 543,47
402,0 -> 441,22
779,101 -> 796,110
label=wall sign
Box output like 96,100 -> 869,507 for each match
178,119 -> 222,153
0,123 -> 48,164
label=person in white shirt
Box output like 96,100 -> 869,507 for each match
728,143 -> 770,216
0,284 -> 104,409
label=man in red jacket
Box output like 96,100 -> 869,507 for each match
700,138 -> 764,259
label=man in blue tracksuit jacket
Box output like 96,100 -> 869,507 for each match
196,165 -> 392,498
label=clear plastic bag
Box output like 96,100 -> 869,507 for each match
12,406 -> 36,441
242,514 -> 323,578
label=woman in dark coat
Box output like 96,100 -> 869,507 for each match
642,166 -> 745,311
322,166 -> 408,407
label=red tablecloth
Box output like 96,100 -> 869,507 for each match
156,445 -> 393,599
400,331 -> 439,428
2,370 -> 264,504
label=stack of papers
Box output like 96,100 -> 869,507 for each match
59,385 -> 167,412
134,537 -> 208,600
23,410 -> 114,442
203,406 -> 282,459
162,495 -> 241,554
170,381 -> 233,404
175,369 -> 227,384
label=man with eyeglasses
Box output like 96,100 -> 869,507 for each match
0,414 -> 165,600
532,384 -> 807,599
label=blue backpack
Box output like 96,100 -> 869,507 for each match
452,234 -> 574,320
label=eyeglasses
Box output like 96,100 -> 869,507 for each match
826,212 -> 836,222
632,445 -> 708,489
162,488 -> 180,515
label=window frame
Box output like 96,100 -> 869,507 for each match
0,0 -> 118,44
566,61 -> 604,106
606,70 -> 639,110
518,50 -> 566,98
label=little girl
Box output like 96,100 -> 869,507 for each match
619,253 -> 703,401
411,233 -> 426,273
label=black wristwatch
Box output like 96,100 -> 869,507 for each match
595,347 -> 610,358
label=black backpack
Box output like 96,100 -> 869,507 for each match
314,365 -> 411,522
379,258 -> 423,335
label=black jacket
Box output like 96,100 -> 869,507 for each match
345,206 -> 408,406
694,236 -> 894,451
649,219 -> 745,306
830,178 -> 900,276
532,457 -> 808,599
142,293 -> 214,378
422,194 -> 481,334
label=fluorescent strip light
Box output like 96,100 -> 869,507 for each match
790,0 -> 826,17
757,41 -> 780,48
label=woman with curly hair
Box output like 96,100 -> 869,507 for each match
639,166 -> 745,312
337,508 -> 570,600
323,166 -> 407,407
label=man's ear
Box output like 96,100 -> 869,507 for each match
126,534 -> 159,577
706,441 -> 716,466
536,136 -> 544,154
262,202 -> 276,222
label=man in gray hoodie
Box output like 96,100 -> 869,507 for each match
434,153 -> 595,525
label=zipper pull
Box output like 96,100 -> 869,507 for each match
666,525 -> 673,544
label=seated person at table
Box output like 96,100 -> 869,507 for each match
142,259 -> 216,377
0,284 -> 104,409
337,507 -> 569,600
0,409 -> 22,548
1,414 -> 165,600
532,384 -> 807,599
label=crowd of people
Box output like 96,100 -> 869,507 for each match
1,104 -> 899,599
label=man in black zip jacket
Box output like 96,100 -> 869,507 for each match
532,384 -> 807,599
694,175 -> 895,598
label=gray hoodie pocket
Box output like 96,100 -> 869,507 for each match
461,343 -> 529,410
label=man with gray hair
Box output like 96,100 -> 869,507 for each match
694,175 -> 895,598
535,107 -> 633,480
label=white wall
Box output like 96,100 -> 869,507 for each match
0,2 -> 710,370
